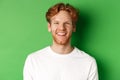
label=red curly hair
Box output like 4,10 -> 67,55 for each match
46,3 -> 79,24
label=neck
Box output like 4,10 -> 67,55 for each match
50,42 -> 74,54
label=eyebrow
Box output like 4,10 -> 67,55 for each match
52,19 -> 72,22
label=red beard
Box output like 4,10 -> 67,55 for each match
52,34 -> 71,45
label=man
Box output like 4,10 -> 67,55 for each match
23,3 -> 99,80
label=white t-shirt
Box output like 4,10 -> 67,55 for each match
23,46 -> 98,80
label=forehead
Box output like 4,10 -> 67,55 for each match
51,11 -> 72,22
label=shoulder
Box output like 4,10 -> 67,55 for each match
75,47 -> 96,63
26,46 -> 50,60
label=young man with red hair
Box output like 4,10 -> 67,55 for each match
23,3 -> 98,80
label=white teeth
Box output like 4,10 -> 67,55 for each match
57,32 -> 66,36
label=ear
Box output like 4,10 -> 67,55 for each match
48,23 -> 51,32
73,25 -> 76,32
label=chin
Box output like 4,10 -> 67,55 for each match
54,39 -> 70,45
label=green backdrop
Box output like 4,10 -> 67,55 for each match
0,0 -> 120,80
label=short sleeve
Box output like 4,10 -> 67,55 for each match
88,59 -> 99,80
23,55 -> 34,80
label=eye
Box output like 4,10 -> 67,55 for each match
66,23 -> 70,24
54,22 -> 59,24
65,22 -> 72,26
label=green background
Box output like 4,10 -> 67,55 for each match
0,0 -> 120,80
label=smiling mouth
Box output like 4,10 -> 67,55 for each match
57,32 -> 66,36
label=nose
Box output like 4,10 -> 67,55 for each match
58,24 -> 66,31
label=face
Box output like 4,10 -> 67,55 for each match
48,11 -> 76,45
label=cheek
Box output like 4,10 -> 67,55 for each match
50,28 -> 57,34
51,25 -> 57,31
67,27 -> 74,32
